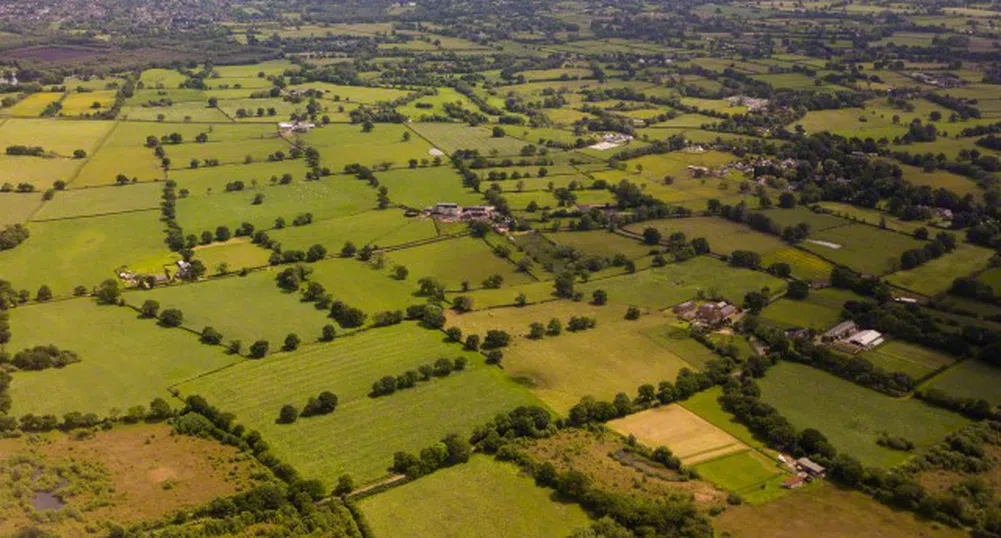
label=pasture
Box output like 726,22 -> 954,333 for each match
0,118 -> 113,155
885,243 -> 995,296
32,183 -> 162,220
624,217 -> 786,255
307,257 -> 417,316
925,360 -> 1001,405
760,248 -> 833,281
0,193 -> 42,225
385,236 -> 535,290
408,123 -> 529,155
758,362 -> 969,467
6,299 -> 239,416
0,155 -> 82,189
800,224 -> 924,275
301,123 -> 434,170
545,230 -> 654,259
681,387 -> 771,453
374,166 -> 483,208
359,456 -> 591,538
267,209 -> 437,252
861,341 -> 955,380
692,450 -> 788,504
608,405 -> 748,465
178,323 -> 538,485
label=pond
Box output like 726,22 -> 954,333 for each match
31,478 -> 68,511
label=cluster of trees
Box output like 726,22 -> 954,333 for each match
0,224 -> 29,251
330,300 -> 367,329
4,145 -> 45,156
1,345 -> 80,371
0,396 -> 173,434
391,432 -> 472,478
950,277 -> 1000,306
915,388 -> 996,421
710,199 -> 812,244
370,357 -> 467,397
899,231 -> 957,270
277,391 -> 338,424
0,182 -> 37,193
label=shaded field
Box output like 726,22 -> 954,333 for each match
625,217 -> 786,255
801,224 -> 924,275
359,456 -> 591,538
926,359 -> 1001,405
885,244 -> 996,296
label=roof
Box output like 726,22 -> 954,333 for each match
797,458 -> 825,473
823,320 -> 856,338
848,330 -> 883,347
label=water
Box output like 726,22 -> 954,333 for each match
30,477 -> 68,511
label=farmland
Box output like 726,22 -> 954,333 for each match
608,405 -> 748,464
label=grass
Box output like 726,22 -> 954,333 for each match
885,243 -> 996,296
681,387 -> 771,453
0,118 -> 113,156
0,211 -> 172,297
800,224 -> 925,276
715,483 -> 967,538
926,360 -> 1001,405
269,209 -> 437,252
624,217 -> 786,256
359,456 -> 591,538
861,341 -> 955,380
301,124 -> 434,171
578,256 -> 786,310
544,230 -> 654,259
0,194 -> 43,225
757,207 -> 850,233
445,280 -> 557,309
979,267 -> 1001,290
307,257 -> 417,317
192,239 -> 271,271
124,270 -> 335,345
32,183 -> 162,220
408,123 -> 529,155
374,167 -> 483,208
448,303 -> 698,413
385,236 -> 535,290
6,299 -> 239,416
760,248 -> 834,281
758,362 -> 969,468
692,450 -> 787,503
608,405 -> 748,464
639,323 -> 720,369
0,155 -> 82,189
178,323 -> 539,485
760,296 -> 843,331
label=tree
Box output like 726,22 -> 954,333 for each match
250,340 -> 270,358
140,299 -> 161,318
787,280 -> 810,300
441,433 -> 471,465
492,126 -> 506,138
95,279 -> 121,305
642,227 -> 662,245
483,330 -> 511,349
201,326 -> 223,345
625,305 -> 641,320
73,149 -> 87,159
320,324 -> 337,342
306,244 -> 328,263
159,308 -> 184,328
277,404 -> 298,424
393,265 -> 409,280
283,333 -> 301,351
743,291 -> 767,314
554,272 -> 575,298
592,289 -> 607,306
528,322 -> 545,339
149,397 -> 172,420
333,474 -> 354,496
341,241 -> 357,257
547,318 -> 563,336
33,285 -> 51,302
445,326 -> 463,342
452,295 -> 473,312
465,334 -> 480,351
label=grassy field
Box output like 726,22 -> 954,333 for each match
0,118 -> 113,155
624,217 -> 786,255
885,243 -> 996,296
638,322 -> 721,368
374,166 -> 483,208
124,270 -> 335,345
681,386 -> 771,453
578,256 -> 786,309
33,183 -> 162,220
307,257 -> 418,317
861,341 -> 955,380
692,450 -> 788,503
0,423 -> 264,537
608,405 -> 748,464
178,323 -> 539,485
360,456 -> 591,538
758,206 -> 850,233
409,123 -> 529,155
801,224 -> 924,275
7,299 -> 239,416
268,209 -> 437,252
192,239 -> 271,271
0,211 -> 172,296
301,123 -> 434,170
926,360 -> 1001,405
759,362 -> 969,468
715,483 -> 967,538
385,236 -> 535,290
544,230 -> 653,259
448,303 -> 698,412
0,193 -> 43,225
0,155 -> 82,189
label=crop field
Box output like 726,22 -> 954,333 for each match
385,236 -> 535,290
179,323 -> 538,485
885,243 -> 996,296
861,341 -> 955,380
578,256 -> 786,309
7,299 -> 239,416
681,387 -> 772,453
800,224 -> 924,275
925,360 -> 1001,405
0,211 -> 171,296
609,405 -> 748,464
625,217 -> 786,255
759,248 -> 834,281
759,362 -> 969,468
0,423 -> 264,537
360,456 -> 590,538
448,303 -> 698,412
1,92 -> 63,116
59,90 -> 116,116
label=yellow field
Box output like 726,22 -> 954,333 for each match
761,247 -> 834,281
608,405 -> 748,464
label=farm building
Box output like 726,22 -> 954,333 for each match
846,330 -> 884,350
425,203 -> 496,223
673,301 -> 696,315
278,121 -> 316,133
690,301 -> 738,326
782,476 -> 805,489
796,458 -> 826,478
822,320 -> 857,342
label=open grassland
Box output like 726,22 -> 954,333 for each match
681,387 -> 771,453
885,243 -> 996,296
120,102 -> 231,122
759,362 -> 969,468
192,239 -> 271,271
176,174 -> 375,232
693,450 -> 788,504
896,161 -> 981,198
307,257 -> 417,316
33,183 -> 162,220
2,93 -> 64,117
124,270 -> 334,345
0,194 -> 42,225
302,123 -> 434,170
801,224 -> 924,275
170,159 -> 311,195
579,256 -> 786,309
715,483 -> 967,538
166,137 -> 291,166
179,323 -> 538,485
0,155 -> 82,189
609,405 -> 748,464
448,303 -> 697,413
72,148 -> 163,187
0,118 -> 113,155
815,202 -> 930,234
409,123 -> 529,155
0,423 -> 264,537
861,341 -> 955,380
445,280 -> 558,309
926,360 -> 1001,405
759,288 -> 858,330
545,230 -> 653,259
360,456 -> 591,538
292,82 -> 413,103
270,209 -> 436,252
385,236 -> 535,290
0,211 -> 171,296
522,429 -> 724,506
7,299 -> 239,416
638,323 -> 721,369
625,217 -> 786,255
758,206 -> 850,233
375,166 -> 483,208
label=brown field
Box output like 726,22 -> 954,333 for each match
521,428 -> 724,506
0,423 -> 265,536
6,46 -> 106,61
714,484 -> 966,538
608,405 -> 748,465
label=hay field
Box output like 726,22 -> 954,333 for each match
609,405 -> 748,464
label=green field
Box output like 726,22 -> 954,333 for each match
0,118 -> 113,155
624,217 -> 786,256
926,360 -> 1001,405
360,456 -> 591,538
374,166 -> 483,208
545,230 -> 654,259
0,155 -> 82,188
860,341 -> 955,380
33,183 -> 162,220
0,193 -> 43,225
885,243 -> 996,296
7,299 -> 238,416
301,123 -> 434,171
178,323 -> 539,485
760,248 -> 834,282
307,257 -> 418,316
682,387 -> 771,453
800,224 -> 924,276
267,209 -> 437,252
409,123 -> 529,155
385,236 -> 535,290
760,297 -> 843,331
759,362 -> 969,468
693,450 -> 787,504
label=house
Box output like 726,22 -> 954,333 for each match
461,205 -> 495,221
782,476 -> 805,489
692,301 -> 738,325
822,320 -> 857,342
847,329 -> 884,350
429,202 -> 461,219
673,301 -> 696,315
796,457 -> 826,478
718,304 -> 738,318
278,121 -> 315,133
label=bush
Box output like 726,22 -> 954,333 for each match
159,308 -> 184,327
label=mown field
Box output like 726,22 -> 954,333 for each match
608,405 -> 748,465
178,323 -> 539,485
885,243 -> 996,296
925,359 -> 1001,405
359,456 -> 591,538
860,341 -> 955,380
624,217 -> 786,256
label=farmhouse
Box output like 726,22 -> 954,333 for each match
673,301 -> 696,315
425,203 -> 496,222
796,457 -> 826,478
691,301 -> 738,326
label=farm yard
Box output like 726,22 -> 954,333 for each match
2,2 -> 1001,535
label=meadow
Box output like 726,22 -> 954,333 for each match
800,224 -> 924,275
692,450 -> 788,504
301,123 -> 434,170
759,248 -> 834,282
32,183 -> 162,220
925,360 -> 1001,405
267,209 -> 438,252
6,299 -> 239,416
385,236 -> 535,290
608,405 -> 748,465
0,155 -> 82,189
307,256 -> 419,316
624,217 -> 786,255
544,230 -> 654,259
0,118 -> 113,155
359,456 -> 591,538
758,362 -> 969,468
0,193 -> 42,225
861,341 -> 955,380
885,243 -> 996,296
760,297 -> 843,331
178,323 -> 539,485
374,166 -> 483,208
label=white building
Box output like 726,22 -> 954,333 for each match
847,330 -> 884,350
